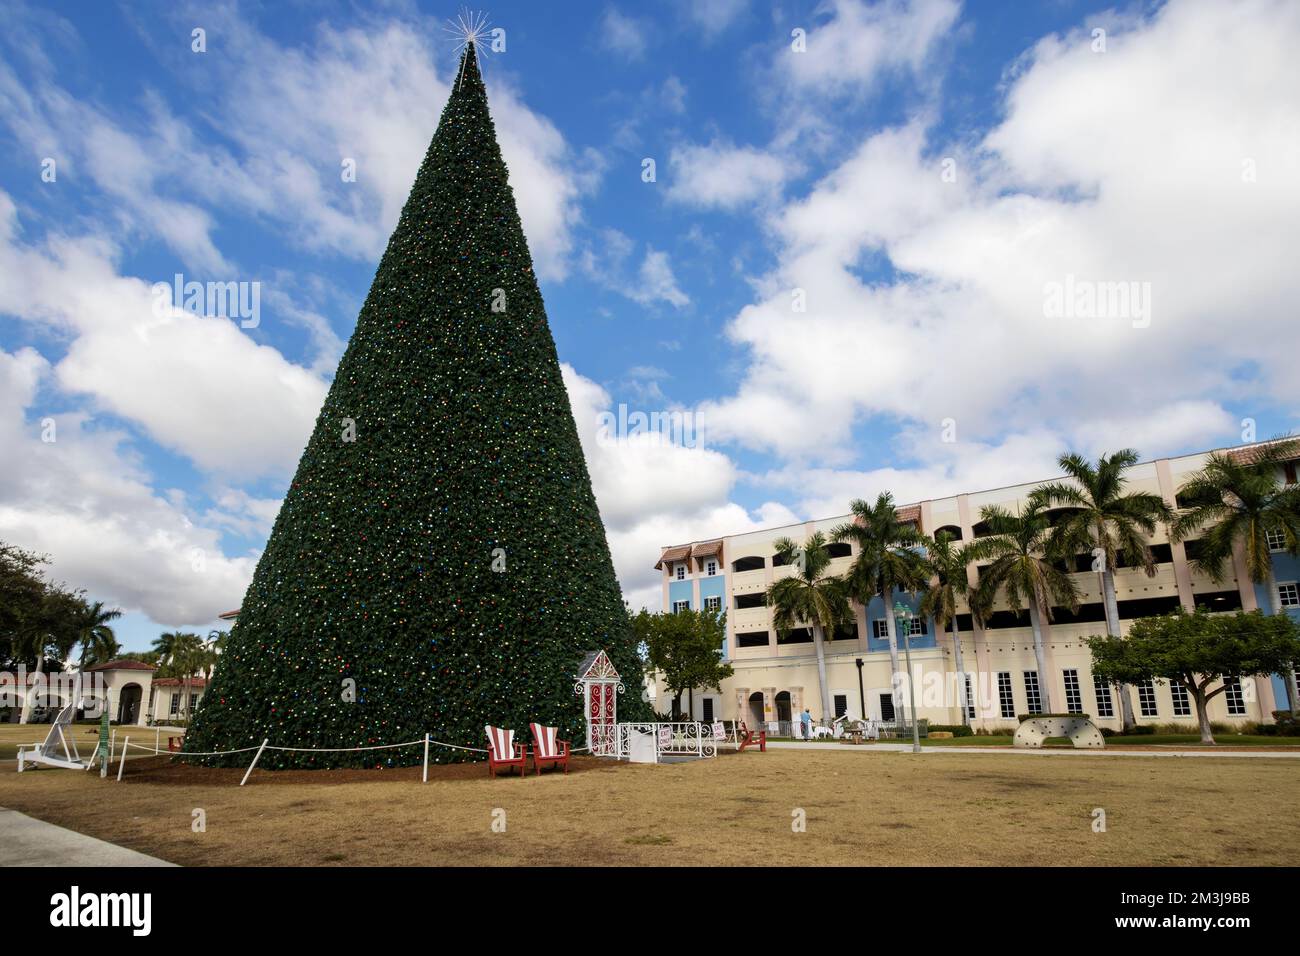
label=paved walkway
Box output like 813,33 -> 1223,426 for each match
765,741 -> 1300,758
0,806 -> 176,866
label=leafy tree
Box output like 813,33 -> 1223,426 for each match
970,498 -> 1081,713
1038,449 -> 1174,728
633,606 -> 732,720
0,543 -> 85,722
184,44 -> 648,767
832,494 -> 927,709
765,533 -> 853,719
1088,608 -> 1300,743
918,530 -> 982,725
1171,438 -> 1300,712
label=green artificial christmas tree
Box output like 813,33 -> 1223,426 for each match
185,42 -> 650,768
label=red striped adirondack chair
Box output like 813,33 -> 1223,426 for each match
485,725 -> 528,777
528,723 -> 570,775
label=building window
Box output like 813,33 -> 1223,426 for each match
1267,528 -> 1287,552
675,565 -> 686,580
1278,582 -> 1299,608
169,693 -> 179,716
735,593 -> 765,610
997,672 -> 1015,718
872,618 -> 927,639
879,693 -> 895,722
703,595 -> 721,612
833,694 -> 848,719
1137,679 -> 1158,717
1223,677 -> 1246,715
961,673 -> 976,720
1170,681 -> 1191,717
190,694 -> 199,711
1092,675 -> 1115,718
1023,671 -> 1042,714
735,631 -> 769,648
706,560 -> 717,576
1063,669 -> 1083,713
701,698 -> 714,722
672,600 -> 689,614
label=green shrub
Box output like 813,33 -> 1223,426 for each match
927,724 -> 973,737
1125,724 -> 1156,735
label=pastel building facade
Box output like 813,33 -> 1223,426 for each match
653,443 -> 1299,732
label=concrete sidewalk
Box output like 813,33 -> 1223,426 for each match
0,807 -> 176,867
766,741 -> 1300,758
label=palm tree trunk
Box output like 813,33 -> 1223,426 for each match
882,592 -> 903,721
1101,569 -> 1136,729
950,616 -> 969,726
1027,601 -> 1054,713
811,624 -> 832,721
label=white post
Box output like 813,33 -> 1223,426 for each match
117,737 -> 129,782
422,733 -> 430,783
240,738 -> 270,787
155,727 -> 160,754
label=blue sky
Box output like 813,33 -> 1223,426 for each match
1,0 -> 1297,651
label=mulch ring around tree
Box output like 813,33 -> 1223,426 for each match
115,753 -> 634,786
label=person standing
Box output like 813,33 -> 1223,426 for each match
799,707 -> 813,740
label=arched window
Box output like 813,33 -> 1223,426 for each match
732,555 -> 765,572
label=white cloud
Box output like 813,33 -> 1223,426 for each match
581,232 -> 691,309
633,248 -> 690,308
703,0 -> 1300,467
562,364 -> 794,611
680,0 -> 750,40
0,193 -> 327,477
0,11 -> 590,281
598,8 -> 650,61
0,346 -> 257,626
778,0 -> 961,96
666,139 -> 791,210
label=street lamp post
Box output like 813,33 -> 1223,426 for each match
893,601 -> 922,754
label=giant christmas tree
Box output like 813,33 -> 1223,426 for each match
185,43 -> 649,768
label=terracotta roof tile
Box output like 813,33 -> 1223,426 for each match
655,544 -> 691,570
691,540 -> 723,559
85,659 -> 156,673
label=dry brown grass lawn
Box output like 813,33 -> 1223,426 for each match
1,749 -> 1297,866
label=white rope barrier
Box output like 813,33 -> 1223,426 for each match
111,732 -> 592,785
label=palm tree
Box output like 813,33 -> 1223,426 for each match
1171,438 -> 1300,712
970,498 -> 1082,714
764,533 -> 853,720
75,600 -> 123,669
152,631 -> 205,720
204,629 -> 229,681
832,493 -> 927,714
1037,449 -> 1174,729
918,530 -> 982,725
